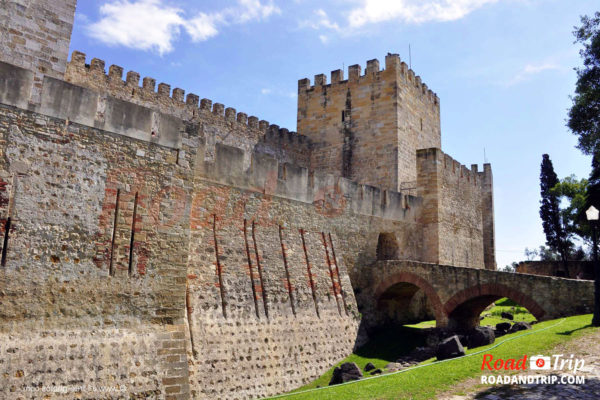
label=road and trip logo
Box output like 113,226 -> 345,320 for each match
480,354 -> 586,385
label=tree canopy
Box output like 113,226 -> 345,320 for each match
568,12 -> 600,157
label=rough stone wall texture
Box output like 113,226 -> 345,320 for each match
0,325 -> 189,399
183,145 -> 431,397
0,59 -> 428,398
416,148 -> 487,269
0,0 -> 76,101
186,179 -> 360,398
0,101 -> 196,398
516,260 -> 595,280
480,164 -> 496,270
297,54 -> 441,191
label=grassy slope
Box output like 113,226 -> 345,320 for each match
300,298 -> 535,390
291,326 -> 428,390
272,313 -> 596,399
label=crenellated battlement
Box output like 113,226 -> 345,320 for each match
298,53 -> 439,106
417,148 -> 484,186
65,51 -> 311,146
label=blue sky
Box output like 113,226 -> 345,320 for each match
70,0 -> 599,269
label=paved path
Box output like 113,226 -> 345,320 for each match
439,329 -> 600,400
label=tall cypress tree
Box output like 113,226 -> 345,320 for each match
540,154 -> 571,274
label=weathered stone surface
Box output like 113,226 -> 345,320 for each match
466,326 -> 495,348
385,362 -> 403,371
364,362 -> 376,371
436,336 -> 466,360
329,362 -> 363,385
510,321 -> 532,333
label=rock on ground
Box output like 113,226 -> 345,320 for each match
467,326 -> 495,348
436,335 -> 466,361
329,362 -> 363,385
509,321 -> 531,333
501,312 -> 514,320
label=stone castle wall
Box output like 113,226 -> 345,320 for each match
0,93 -> 196,398
64,52 -> 313,169
297,54 -> 441,191
0,0 -> 497,396
0,59 -> 427,399
417,148 -> 491,269
0,0 -> 76,102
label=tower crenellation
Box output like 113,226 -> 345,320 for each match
297,54 -> 442,191
298,54 -> 439,108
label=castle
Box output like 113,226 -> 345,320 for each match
0,1 -> 495,399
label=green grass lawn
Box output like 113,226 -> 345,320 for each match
270,308 -> 596,399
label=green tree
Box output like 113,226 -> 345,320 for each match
539,154 -> 572,271
551,175 -> 590,241
568,12 -> 600,156
568,12 -> 600,209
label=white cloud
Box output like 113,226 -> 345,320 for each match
300,9 -> 340,31
185,13 -> 220,42
319,34 -> 329,44
505,62 -> 561,85
87,0 -> 279,55
260,87 -> 297,100
347,0 -> 499,27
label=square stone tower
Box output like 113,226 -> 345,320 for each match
0,0 -> 77,99
297,53 -> 441,191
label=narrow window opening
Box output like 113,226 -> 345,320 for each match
420,118 -> 423,131
109,189 -> 120,276
341,110 -> 345,122
376,232 -> 399,261
1,217 -> 11,267
128,192 -> 138,277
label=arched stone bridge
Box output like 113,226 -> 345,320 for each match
356,261 -> 595,330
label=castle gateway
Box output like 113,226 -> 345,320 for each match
1,1 -> 592,399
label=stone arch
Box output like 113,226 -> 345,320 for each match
376,232 -> 398,260
443,283 -> 546,330
374,272 -> 446,327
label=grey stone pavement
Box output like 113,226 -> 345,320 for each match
439,329 -> 600,399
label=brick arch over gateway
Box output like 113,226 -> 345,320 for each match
374,272 -> 446,326
443,283 -> 546,323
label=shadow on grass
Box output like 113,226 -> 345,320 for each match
354,325 -> 427,362
473,376 -> 600,399
557,324 -> 593,336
